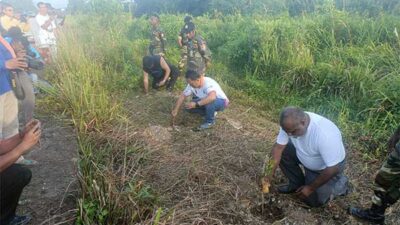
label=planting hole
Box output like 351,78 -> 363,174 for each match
250,200 -> 284,223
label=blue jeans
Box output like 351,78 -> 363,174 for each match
187,98 -> 226,124
280,142 -> 349,207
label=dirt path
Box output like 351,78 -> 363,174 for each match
126,90 -> 399,225
17,114 -> 78,225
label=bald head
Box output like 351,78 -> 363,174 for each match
279,107 -> 308,137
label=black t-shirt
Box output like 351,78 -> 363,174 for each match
143,55 -> 165,79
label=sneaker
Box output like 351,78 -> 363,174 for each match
277,184 -> 298,194
16,159 -> 38,166
7,215 -> 31,225
193,122 -> 215,131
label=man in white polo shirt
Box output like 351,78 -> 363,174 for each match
264,106 -> 349,207
171,69 -> 229,130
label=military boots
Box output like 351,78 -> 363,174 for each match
348,204 -> 385,224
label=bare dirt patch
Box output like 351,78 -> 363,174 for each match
17,115 -> 78,225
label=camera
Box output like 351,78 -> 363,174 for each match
6,27 -> 45,71
26,55 -> 44,70
20,35 -> 44,70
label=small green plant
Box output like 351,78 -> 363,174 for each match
76,200 -> 109,225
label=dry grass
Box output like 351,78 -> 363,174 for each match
115,90 -> 400,225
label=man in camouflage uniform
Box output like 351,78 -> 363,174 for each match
184,22 -> 211,75
177,16 -> 192,72
349,126 -> 400,224
148,14 -> 166,56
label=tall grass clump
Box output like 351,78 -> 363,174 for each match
47,15 -> 158,224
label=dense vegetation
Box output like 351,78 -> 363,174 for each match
46,1 -> 400,224
133,0 -> 400,16
74,9 -> 400,153
66,0 -> 400,17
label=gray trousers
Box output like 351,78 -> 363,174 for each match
280,142 -> 349,207
18,72 -> 35,126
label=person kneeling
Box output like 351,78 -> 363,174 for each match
171,70 -> 229,130
142,55 -> 179,94
263,107 -> 349,207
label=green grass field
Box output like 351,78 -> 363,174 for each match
43,5 -> 400,224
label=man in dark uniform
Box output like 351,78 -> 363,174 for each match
148,14 -> 166,56
184,22 -> 211,75
142,55 -> 179,93
349,126 -> 400,224
177,16 -> 193,72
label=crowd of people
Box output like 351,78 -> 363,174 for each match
0,2 -> 62,225
142,15 -> 400,225
0,7 -> 398,224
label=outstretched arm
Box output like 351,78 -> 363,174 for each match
158,57 -> 171,86
171,94 -> 186,118
143,71 -> 149,94
178,35 -> 183,48
262,143 -> 286,186
270,143 -> 286,178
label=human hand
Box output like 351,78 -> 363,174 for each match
171,109 -> 178,118
295,185 -> 315,200
185,102 -> 196,109
157,80 -> 166,87
261,176 -> 272,193
20,121 -> 41,152
23,119 -> 40,135
11,42 -> 27,58
5,58 -> 27,70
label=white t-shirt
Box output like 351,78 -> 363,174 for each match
35,14 -> 57,47
183,77 -> 229,101
276,112 -> 345,171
